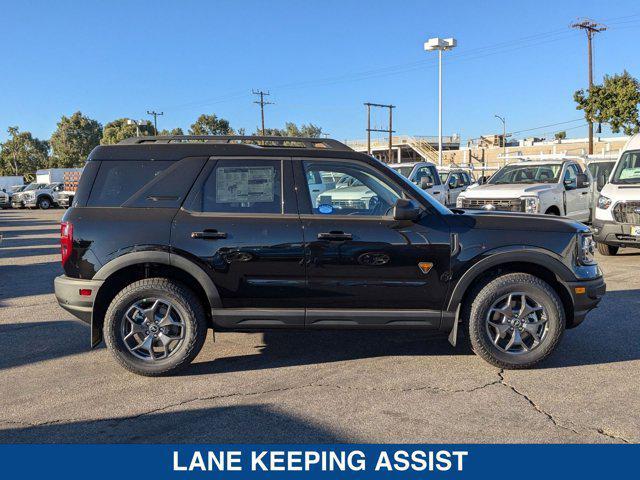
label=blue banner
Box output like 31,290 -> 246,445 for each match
0,444 -> 637,479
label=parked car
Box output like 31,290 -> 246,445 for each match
11,182 -> 48,208
456,158 -> 593,223
0,175 -> 24,192
0,190 -> 9,209
22,182 -> 63,209
55,135 -> 605,376
389,161 -> 447,205
437,166 -> 476,206
593,134 -> 640,255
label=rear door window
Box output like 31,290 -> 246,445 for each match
88,161 -> 172,207
190,159 -> 283,214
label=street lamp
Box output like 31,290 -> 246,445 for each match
494,114 -> 506,165
424,37 -> 457,166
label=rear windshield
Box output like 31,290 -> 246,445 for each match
87,161 -> 172,207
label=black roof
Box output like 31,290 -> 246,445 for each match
88,135 -> 368,162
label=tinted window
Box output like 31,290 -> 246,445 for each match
587,162 -> 615,190
196,159 -> 282,214
88,161 -> 172,207
414,166 -> 439,185
564,164 -> 578,189
303,161 -> 401,216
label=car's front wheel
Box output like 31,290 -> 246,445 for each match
37,197 -> 51,209
467,273 -> 565,369
104,278 -> 208,376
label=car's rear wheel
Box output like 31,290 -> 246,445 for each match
104,278 -> 208,376
597,242 -> 618,256
467,273 -> 565,369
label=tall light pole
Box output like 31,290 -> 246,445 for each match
424,37 -> 457,166
126,119 -> 144,137
494,114 -> 506,164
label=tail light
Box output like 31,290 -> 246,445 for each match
61,221 -> 73,266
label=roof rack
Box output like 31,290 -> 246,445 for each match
117,135 -> 352,151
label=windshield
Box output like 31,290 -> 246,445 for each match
611,151 -> 640,184
488,164 -> 561,184
24,183 -> 46,191
391,166 -> 414,177
11,185 -> 25,192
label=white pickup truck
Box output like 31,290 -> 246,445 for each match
593,134 -> 640,255
388,161 -> 447,205
456,158 -> 593,222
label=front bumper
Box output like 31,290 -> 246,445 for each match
54,275 -> 103,326
593,218 -> 640,248
564,275 -> 606,328
11,200 -> 23,208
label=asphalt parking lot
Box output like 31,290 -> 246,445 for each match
0,209 -> 638,443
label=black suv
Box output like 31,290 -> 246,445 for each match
54,136 -> 605,376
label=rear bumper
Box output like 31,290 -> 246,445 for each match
54,275 -> 103,325
564,275 -> 606,328
593,218 -> 640,248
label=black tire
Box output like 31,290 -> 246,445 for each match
37,197 -> 51,210
467,273 -> 565,369
597,242 -> 618,256
104,278 -> 208,376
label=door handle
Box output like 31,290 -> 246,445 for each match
318,231 -> 352,241
191,229 -> 227,240
581,192 -> 589,195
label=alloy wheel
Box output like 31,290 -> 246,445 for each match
485,292 -> 548,354
121,298 -> 186,361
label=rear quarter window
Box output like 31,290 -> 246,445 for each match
87,161 -> 172,207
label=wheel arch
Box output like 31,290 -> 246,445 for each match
447,250 -> 575,330
91,251 -> 221,347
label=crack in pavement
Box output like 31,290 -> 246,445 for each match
497,370 -> 631,444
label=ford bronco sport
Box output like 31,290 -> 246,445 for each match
54,136 -> 605,376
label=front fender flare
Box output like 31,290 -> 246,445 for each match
446,246 -> 574,312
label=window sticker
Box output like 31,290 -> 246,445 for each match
318,203 -> 334,214
216,167 -> 275,204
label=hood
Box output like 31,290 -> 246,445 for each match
601,182 -> 640,201
448,209 -> 584,233
460,183 -> 557,199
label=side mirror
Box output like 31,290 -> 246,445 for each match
393,198 -> 420,221
576,173 -> 589,189
597,174 -> 607,191
419,177 -> 434,190
477,176 -> 486,185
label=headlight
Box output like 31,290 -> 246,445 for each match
521,196 -> 540,213
456,196 -> 464,208
577,232 -> 597,265
597,195 -> 612,210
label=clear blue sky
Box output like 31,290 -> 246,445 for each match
1,0 -> 639,143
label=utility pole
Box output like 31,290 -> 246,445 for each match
364,102 -> 395,162
146,110 -> 164,135
252,90 -> 274,136
494,114 -> 506,165
571,18 -> 606,155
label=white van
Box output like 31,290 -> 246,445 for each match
593,134 -> 640,255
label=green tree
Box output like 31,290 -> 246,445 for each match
158,127 -> 184,136
0,126 -> 50,176
101,119 -> 154,145
555,131 -> 567,141
49,111 -> 102,167
252,122 -> 323,137
189,114 -> 233,135
574,70 -> 640,135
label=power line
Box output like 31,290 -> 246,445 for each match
511,118 -> 584,135
252,90 -> 274,136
